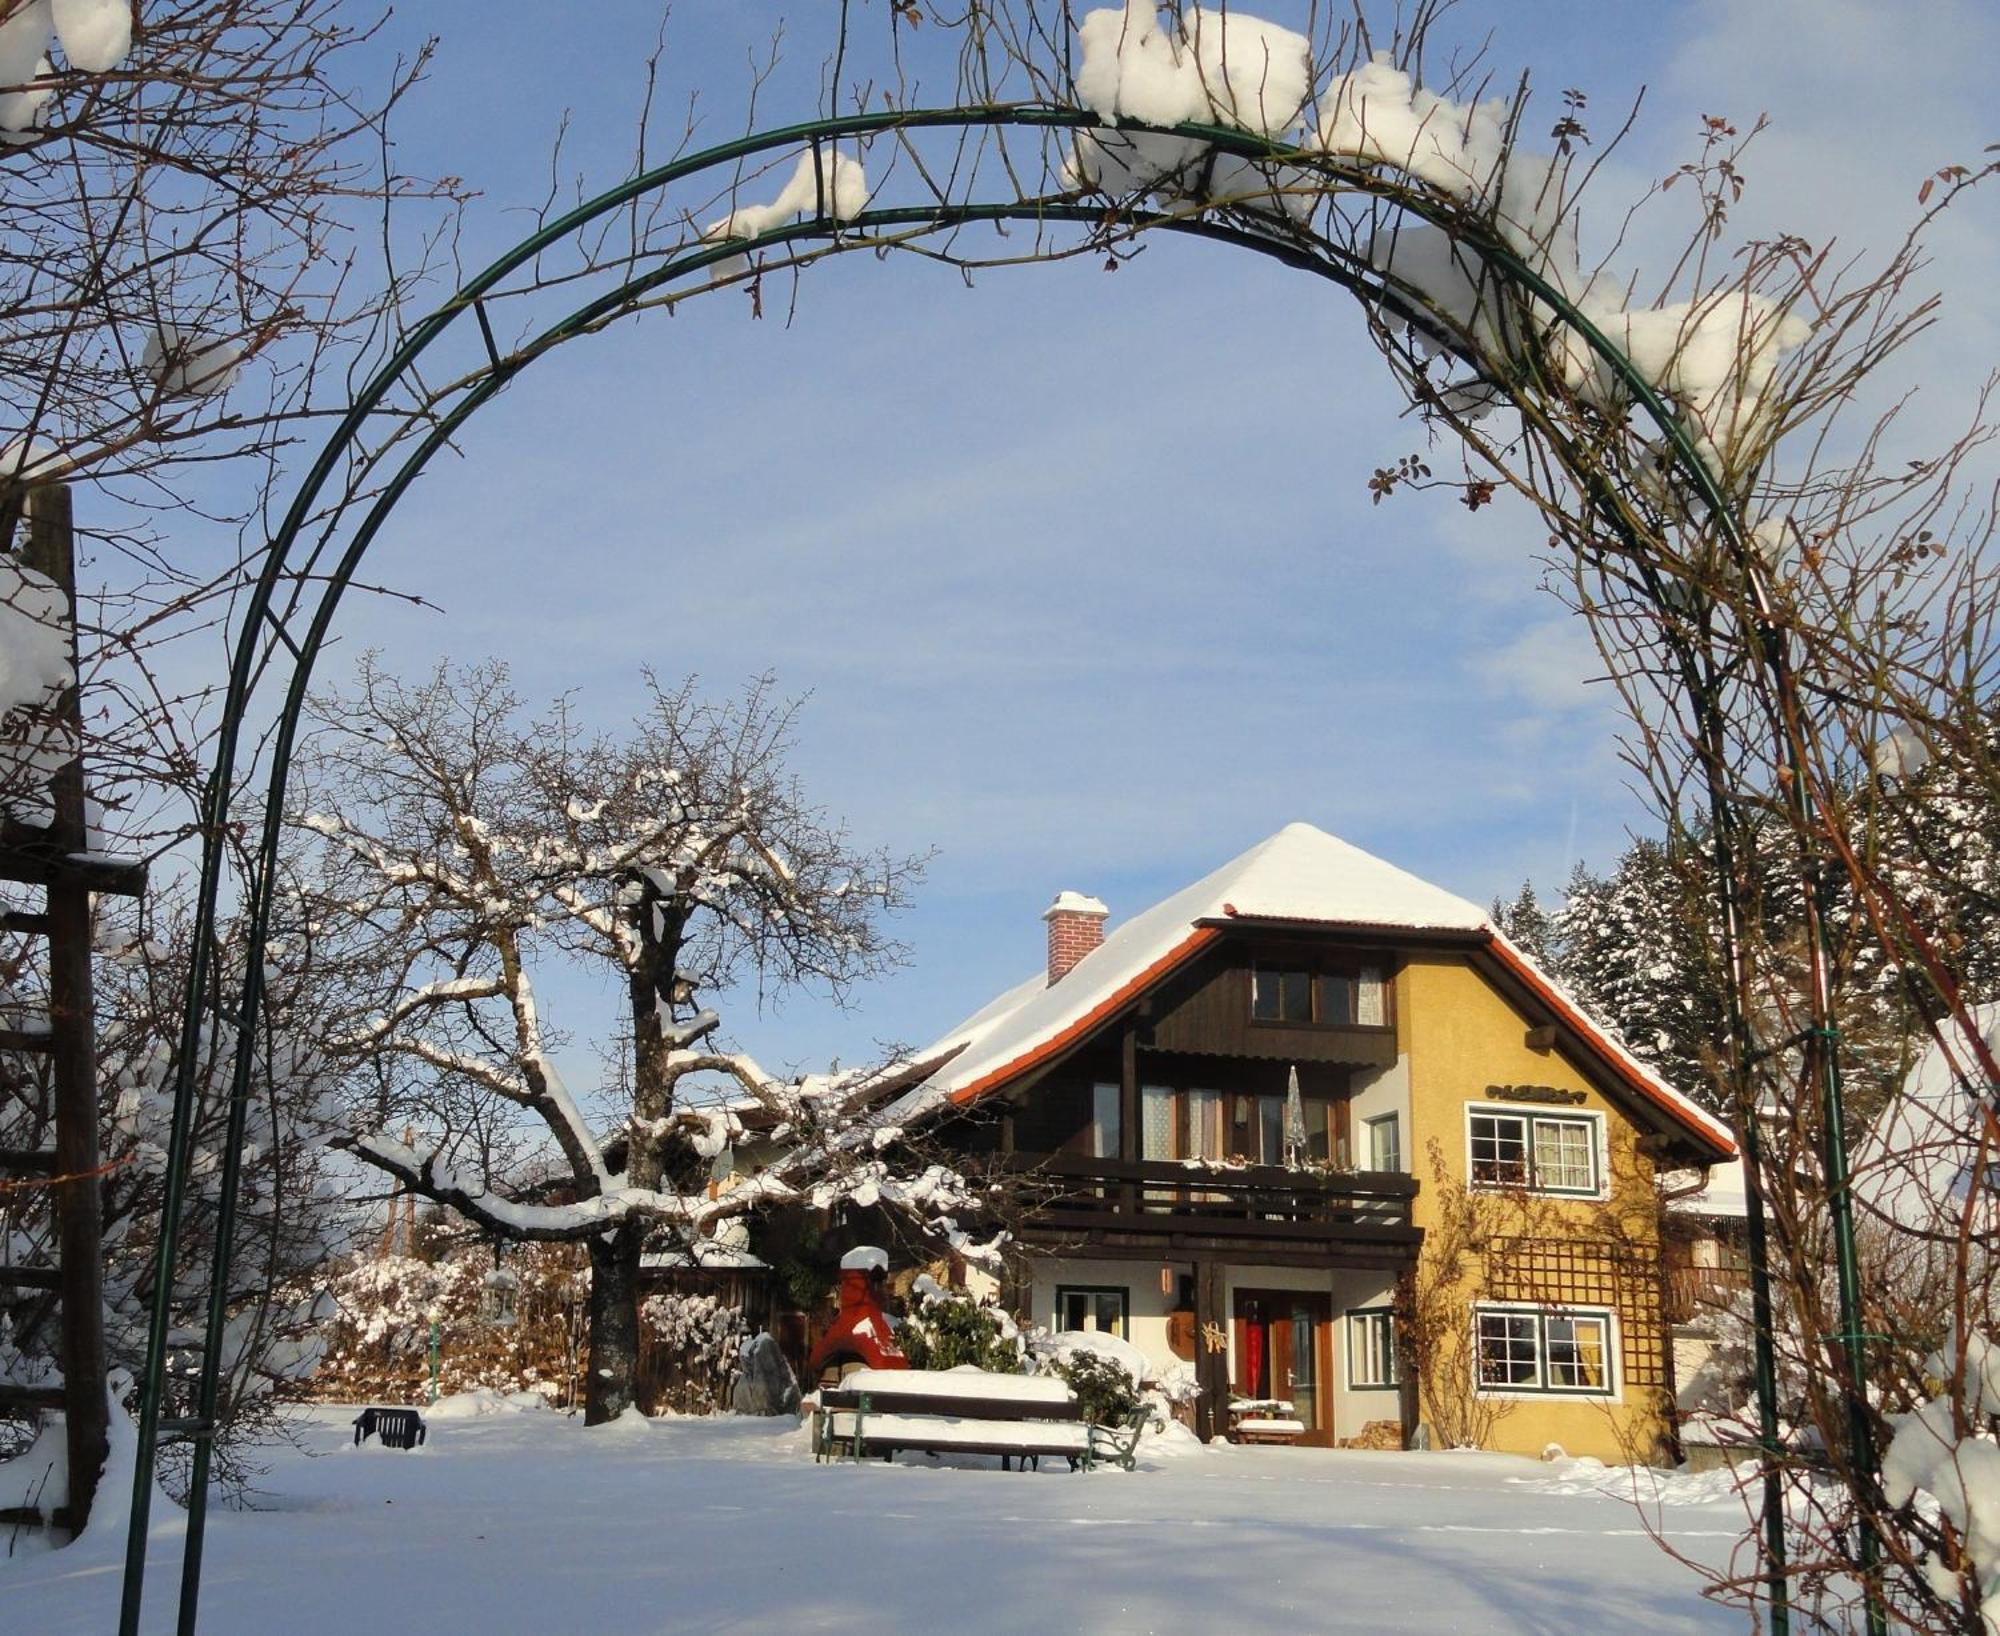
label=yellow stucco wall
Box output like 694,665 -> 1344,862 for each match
1399,952 -> 1673,1464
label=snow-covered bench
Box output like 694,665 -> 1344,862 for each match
1230,1398 -> 1305,1445
812,1368 -> 1147,1472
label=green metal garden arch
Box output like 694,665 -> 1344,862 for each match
113,102 -> 1877,1636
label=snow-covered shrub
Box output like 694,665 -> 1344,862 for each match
638,1291 -> 748,1414
1881,1332 -> 2000,1626
1050,1349 -> 1141,1428
897,1288 -> 1022,1374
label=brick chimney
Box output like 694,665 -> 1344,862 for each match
1042,891 -> 1109,985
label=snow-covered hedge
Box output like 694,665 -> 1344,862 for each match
313,1240 -> 589,1409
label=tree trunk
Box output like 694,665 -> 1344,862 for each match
585,1226 -> 643,1424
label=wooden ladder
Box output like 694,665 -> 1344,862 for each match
1,483 -> 144,1538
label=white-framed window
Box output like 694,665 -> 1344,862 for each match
1055,1285 -> 1128,1339
1474,1304 -> 1615,1397
1466,1106 -> 1603,1196
1346,1307 -> 1399,1389
1365,1112 -> 1402,1173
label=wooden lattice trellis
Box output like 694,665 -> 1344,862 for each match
1486,1234 -> 1668,1392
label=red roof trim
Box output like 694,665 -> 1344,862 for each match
1483,935 -> 1737,1158
945,928 -> 1222,1106
940,920 -> 1735,1161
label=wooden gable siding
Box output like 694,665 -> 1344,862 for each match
1141,943 -> 1397,1066
1002,1037 -> 1121,1156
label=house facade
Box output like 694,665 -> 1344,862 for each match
882,823 -> 1737,1463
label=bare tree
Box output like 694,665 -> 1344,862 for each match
286,657 -> 989,1421
0,0 -> 461,845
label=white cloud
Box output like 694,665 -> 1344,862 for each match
1471,615 -> 1605,714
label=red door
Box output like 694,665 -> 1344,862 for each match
1233,1290 -> 1333,1446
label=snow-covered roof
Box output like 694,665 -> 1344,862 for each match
1855,1004 -> 2000,1232
882,821 -> 1735,1159
1665,1157 -> 1748,1221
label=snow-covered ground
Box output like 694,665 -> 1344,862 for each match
5,1399 -> 1763,1633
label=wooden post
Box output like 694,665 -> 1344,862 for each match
1193,1258 -> 1230,1443
25,484 -> 109,1532
1118,1022 -> 1138,1214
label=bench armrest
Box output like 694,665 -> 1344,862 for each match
1084,1405 -> 1152,1471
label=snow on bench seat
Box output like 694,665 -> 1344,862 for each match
840,1368 -> 1073,1405
824,1411 -> 1093,1457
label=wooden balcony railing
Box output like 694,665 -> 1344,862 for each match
1000,1152 -> 1421,1252
1663,1264 -> 1748,1325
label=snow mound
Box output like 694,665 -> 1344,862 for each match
1066,2 -> 1312,206
1136,1415 -> 1206,1461
51,0 -> 131,73
586,1404 -> 656,1437
0,555 -> 73,820
0,0 -> 132,140
0,1 -> 55,138
425,1387 -> 550,1421
1513,1455 -> 1761,1506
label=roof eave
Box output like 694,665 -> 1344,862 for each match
1477,935 -> 1738,1164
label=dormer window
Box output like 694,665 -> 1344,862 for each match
1250,963 -> 1386,1027
1252,967 -> 1314,1022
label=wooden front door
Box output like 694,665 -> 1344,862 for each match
1232,1289 -> 1334,1446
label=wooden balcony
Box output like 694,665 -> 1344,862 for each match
1664,1264 -> 1748,1326
1000,1153 -> 1422,1269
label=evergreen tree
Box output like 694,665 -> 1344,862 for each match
1551,843 -> 1727,1115
1491,880 -> 1557,969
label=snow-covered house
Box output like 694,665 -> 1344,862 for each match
880,822 -> 1736,1463
1660,1158 -> 1751,1411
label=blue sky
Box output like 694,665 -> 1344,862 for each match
268,1 -> 1997,1085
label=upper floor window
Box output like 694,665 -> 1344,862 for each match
1365,1112 -> 1402,1173
1467,1107 -> 1603,1196
1141,1083 -> 1332,1167
1089,1081 -> 1120,1160
1250,963 -> 1386,1027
